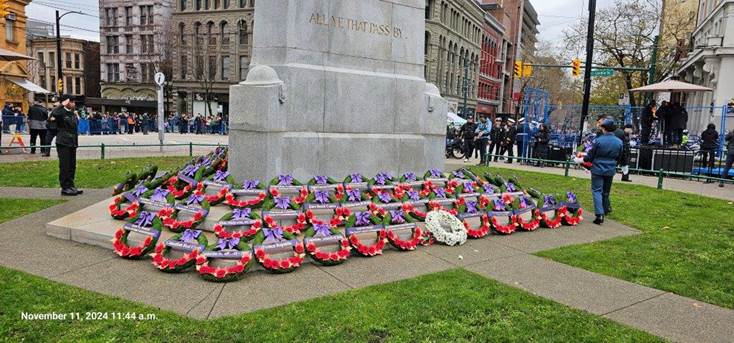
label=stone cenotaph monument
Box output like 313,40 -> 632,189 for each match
229,0 -> 448,181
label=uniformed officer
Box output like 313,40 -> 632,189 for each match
50,95 -> 83,196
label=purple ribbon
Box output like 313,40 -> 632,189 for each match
408,190 -> 420,201
519,196 -> 528,209
181,229 -> 201,242
314,190 -> 330,204
263,227 -> 284,243
132,185 -> 147,198
543,195 -> 557,208
314,175 -> 328,185
452,170 -> 465,178
135,211 -> 155,227
232,208 -> 251,220
466,201 -> 478,214
355,212 -> 371,226
390,209 -> 406,224
214,170 -> 230,182
243,179 -> 259,190
506,182 -> 517,193
216,237 -> 240,250
403,172 -> 417,182
187,194 -> 204,205
183,165 -> 198,177
349,173 -> 363,183
493,198 -> 505,211
429,168 -> 442,178
375,172 -> 392,186
584,141 -> 593,153
463,181 -> 474,192
347,189 -> 361,202
567,192 -> 577,203
274,196 -> 290,210
434,187 -> 447,199
313,223 -> 332,237
278,174 -> 294,186
378,192 -> 392,203
151,188 -> 169,202
483,183 -> 494,194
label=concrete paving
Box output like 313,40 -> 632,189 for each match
3,187 -> 734,341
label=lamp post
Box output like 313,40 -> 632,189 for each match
55,10 -> 83,96
461,58 -> 477,119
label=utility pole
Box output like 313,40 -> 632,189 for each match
645,35 -> 660,105
55,11 -> 63,95
577,0 -> 597,147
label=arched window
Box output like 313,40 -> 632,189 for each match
180,0 -> 187,11
238,20 -> 248,45
220,21 -> 229,45
214,0 -> 220,9
424,31 -> 430,56
194,22 -> 202,46
204,0 -> 210,10
179,22 -> 186,46
223,0 -> 229,9
239,0 -> 245,8
195,0 -> 201,10
207,21 -> 215,45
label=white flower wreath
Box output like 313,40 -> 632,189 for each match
425,210 -> 467,246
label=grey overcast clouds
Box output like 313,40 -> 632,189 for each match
23,0 -> 621,44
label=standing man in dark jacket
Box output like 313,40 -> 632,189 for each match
640,102 -> 656,145
720,131 -> 734,188
488,117 -> 503,162
700,124 -> 719,178
50,95 -> 82,196
615,124 -> 633,182
669,102 -> 688,147
459,116 -> 477,163
502,119 -> 517,163
27,101 -> 48,155
575,117 -> 623,224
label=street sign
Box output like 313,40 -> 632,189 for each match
154,72 -> 166,86
591,68 -> 614,77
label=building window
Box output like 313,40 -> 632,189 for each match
107,63 -> 120,82
180,0 -> 187,11
250,0 -> 255,7
140,5 -> 154,26
126,34 -> 133,54
220,22 -> 229,45
75,77 -> 82,95
239,0 -> 245,8
49,52 -> 55,68
50,76 -> 56,91
208,56 -> 217,79
238,20 -> 247,45
223,0 -> 230,9
105,8 -> 118,27
195,55 -> 204,77
74,53 -> 81,69
214,0 -> 220,9
179,23 -> 186,46
207,22 -> 216,45
65,52 -> 72,68
66,76 -> 73,94
141,63 -> 155,82
5,18 -> 15,42
37,52 -> 44,65
204,0 -> 210,10
221,55 -> 230,80
40,76 -> 47,90
239,56 -> 248,80
125,6 -> 133,27
196,0 -> 201,10
107,36 -> 119,54
180,55 -> 188,79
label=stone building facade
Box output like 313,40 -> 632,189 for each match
28,37 -> 91,96
424,0 -> 484,117
97,0 -> 173,113
172,0 -> 256,117
477,12 -> 506,117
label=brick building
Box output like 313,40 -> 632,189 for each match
477,12 -> 506,117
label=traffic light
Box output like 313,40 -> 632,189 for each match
572,58 -> 582,77
57,79 -> 63,93
514,61 -> 523,78
0,1 -> 9,17
523,64 -> 533,78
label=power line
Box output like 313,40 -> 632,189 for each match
31,1 -> 99,18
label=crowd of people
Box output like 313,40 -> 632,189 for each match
639,100 -> 688,147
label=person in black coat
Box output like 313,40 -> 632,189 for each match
658,101 -> 672,145
459,116 -> 478,162
50,95 -> 82,196
533,123 -> 550,166
721,131 -> 734,188
639,102 -> 656,145
669,102 -> 688,147
700,124 -> 719,177
501,119 -> 517,163
488,117 -> 503,162
27,101 -> 48,155
615,124 -> 633,182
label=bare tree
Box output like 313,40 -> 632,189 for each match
656,2 -> 698,80
563,0 -> 660,107
155,19 -> 176,117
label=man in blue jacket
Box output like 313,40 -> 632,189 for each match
576,117 -> 623,225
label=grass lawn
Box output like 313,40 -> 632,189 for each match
0,267 -> 660,342
0,198 -> 64,224
469,165 -> 734,309
0,156 -> 190,189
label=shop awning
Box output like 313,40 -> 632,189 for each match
7,78 -> 50,94
0,47 -> 34,61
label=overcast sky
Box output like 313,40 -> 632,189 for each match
25,0 -> 620,45
26,0 -> 100,42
